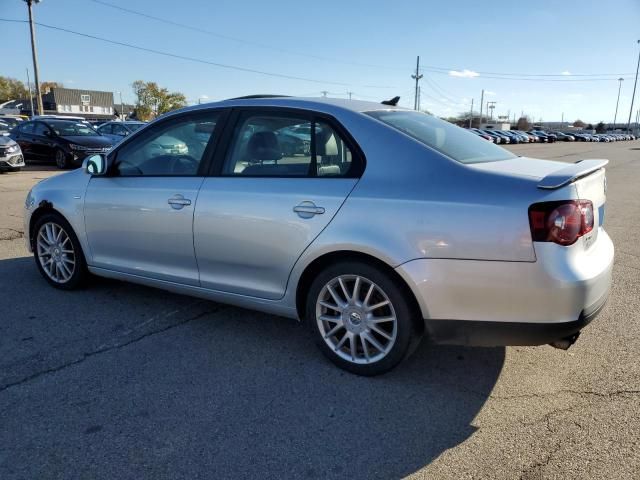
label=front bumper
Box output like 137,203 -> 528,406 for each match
0,153 -> 25,170
395,229 -> 614,346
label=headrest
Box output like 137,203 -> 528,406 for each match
316,132 -> 338,156
247,131 -> 282,161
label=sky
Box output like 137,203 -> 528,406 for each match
1,0 -> 640,124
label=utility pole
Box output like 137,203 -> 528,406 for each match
561,112 -> 564,125
479,89 -> 484,126
411,56 -> 423,110
26,68 -> 34,116
627,40 -> 640,133
347,91 -> 353,100
25,0 -> 44,116
613,77 -> 624,129
469,98 -> 474,128
487,101 -> 496,121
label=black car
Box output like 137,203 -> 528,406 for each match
10,119 -> 114,169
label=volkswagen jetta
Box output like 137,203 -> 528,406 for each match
24,97 -> 613,375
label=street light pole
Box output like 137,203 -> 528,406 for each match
613,77 -> 624,130
25,0 -> 44,116
627,40 -> 640,133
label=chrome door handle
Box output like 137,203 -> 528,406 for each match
168,194 -> 192,209
293,201 -> 325,218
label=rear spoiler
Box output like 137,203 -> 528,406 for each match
537,159 -> 608,190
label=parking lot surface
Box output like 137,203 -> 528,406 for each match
1,142 -> 639,479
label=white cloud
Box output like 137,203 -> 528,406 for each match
448,69 -> 479,78
561,71 -> 571,76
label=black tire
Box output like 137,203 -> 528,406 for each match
32,212 -> 89,290
306,261 -> 418,376
54,148 -> 70,169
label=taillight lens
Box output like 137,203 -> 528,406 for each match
528,200 -> 594,246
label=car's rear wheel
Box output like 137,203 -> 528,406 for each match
55,149 -> 69,169
306,261 -> 416,376
33,213 -> 88,290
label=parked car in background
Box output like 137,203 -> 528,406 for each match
532,130 -> 555,143
0,121 -> 11,136
469,128 -> 494,142
0,135 -> 24,172
0,116 -> 24,130
528,131 -> 548,142
552,132 -> 575,141
484,130 -> 511,143
10,119 -> 113,169
23,97 -> 613,375
96,121 -> 146,143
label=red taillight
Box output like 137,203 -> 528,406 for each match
528,200 -> 594,246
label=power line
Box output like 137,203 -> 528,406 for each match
87,0 -> 405,72
85,1 -> 639,80
0,18 -> 354,86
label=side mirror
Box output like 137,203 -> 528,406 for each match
83,154 -> 108,176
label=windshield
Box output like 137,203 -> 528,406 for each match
47,120 -> 100,137
367,110 -> 515,164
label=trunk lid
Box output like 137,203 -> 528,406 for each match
470,156 -> 607,247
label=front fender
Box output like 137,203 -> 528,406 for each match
24,169 -> 92,259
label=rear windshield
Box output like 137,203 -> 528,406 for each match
366,110 -> 516,164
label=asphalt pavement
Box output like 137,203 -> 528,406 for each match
0,142 -> 638,479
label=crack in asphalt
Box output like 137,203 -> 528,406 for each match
0,307 -> 223,395
490,388 -> 640,401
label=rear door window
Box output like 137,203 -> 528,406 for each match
222,111 -> 359,177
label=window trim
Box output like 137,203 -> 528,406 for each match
104,108 -> 230,178
209,106 -> 366,179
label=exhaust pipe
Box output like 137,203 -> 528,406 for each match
549,332 -> 580,350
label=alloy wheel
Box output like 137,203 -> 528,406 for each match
316,274 -> 398,364
36,222 -> 76,283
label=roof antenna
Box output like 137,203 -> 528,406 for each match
381,96 -> 400,106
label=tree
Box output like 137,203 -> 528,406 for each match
516,116 -> 531,131
0,76 -> 29,103
40,81 -> 63,94
573,119 -> 586,128
595,121 -> 606,133
131,80 -> 187,120
586,123 -> 594,130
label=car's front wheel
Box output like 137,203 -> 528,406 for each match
33,213 -> 88,290
306,261 -> 417,376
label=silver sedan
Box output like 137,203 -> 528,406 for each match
24,97 -> 613,375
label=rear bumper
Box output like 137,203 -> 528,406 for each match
395,229 -> 614,346
424,290 -> 609,346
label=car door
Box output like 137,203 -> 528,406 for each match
194,108 -> 363,300
12,122 -> 37,159
84,109 -> 226,286
32,122 -> 56,160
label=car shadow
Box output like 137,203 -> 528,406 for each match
0,256 -> 505,479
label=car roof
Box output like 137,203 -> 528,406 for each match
173,96 -> 407,117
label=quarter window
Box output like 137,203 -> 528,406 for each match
223,113 -> 355,177
112,112 -> 220,176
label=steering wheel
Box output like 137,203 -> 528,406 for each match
116,160 -> 143,175
170,155 -> 199,174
